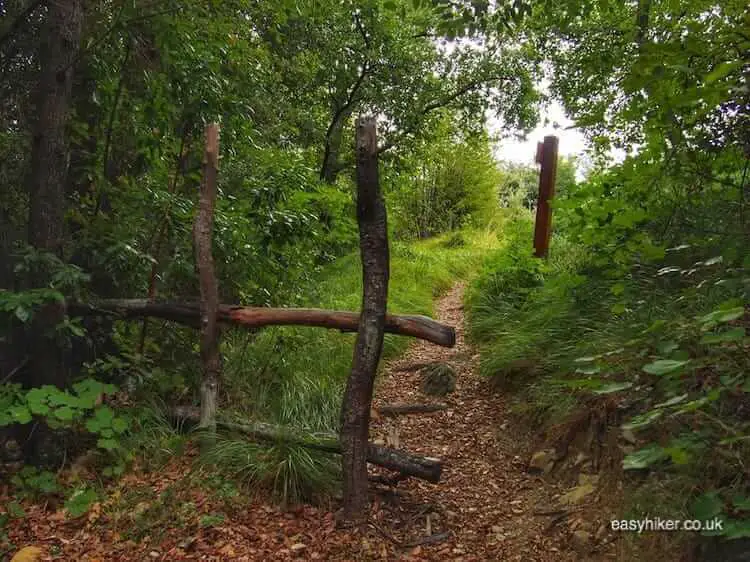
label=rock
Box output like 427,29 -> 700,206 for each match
420,363 -> 457,396
621,428 -> 637,444
573,452 -> 590,467
559,481 -> 596,506
571,530 -> 592,554
528,449 -> 556,474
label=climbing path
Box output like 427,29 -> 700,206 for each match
368,283 -> 607,561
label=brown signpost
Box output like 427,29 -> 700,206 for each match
533,135 -> 559,258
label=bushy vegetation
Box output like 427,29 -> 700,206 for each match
468,0 -> 749,555
210,228 -> 501,502
1,0 -> 531,518
470,215 -> 750,551
1,0 -> 748,556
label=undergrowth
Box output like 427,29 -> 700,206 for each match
207,227 -> 504,503
468,214 -> 750,554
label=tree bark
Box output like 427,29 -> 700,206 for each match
320,107 -> 350,184
25,0 -> 83,390
193,123 -> 221,442
67,301 -> 456,348
339,116 -> 389,522
18,0 -> 83,464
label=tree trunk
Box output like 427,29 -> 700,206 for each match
25,0 -> 83,389
339,116 -> 389,522
21,0 -> 83,464
193,124 -> 221,445
320,107 -> 351,184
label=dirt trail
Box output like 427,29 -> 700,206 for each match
369,283 -> 592,561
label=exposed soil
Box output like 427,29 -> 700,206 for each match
367,282 -> 615,561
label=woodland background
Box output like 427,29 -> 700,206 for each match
1,0 -> 749,558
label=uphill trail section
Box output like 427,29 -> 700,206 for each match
368,282 -> 616,561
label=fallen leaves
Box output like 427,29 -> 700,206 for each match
10,546 -> 43,562
1,284 -> 595,561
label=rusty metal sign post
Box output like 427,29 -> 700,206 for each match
533,135 -> 559,258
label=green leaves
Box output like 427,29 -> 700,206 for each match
1,379 -> 127,463
622,409 -> 663,431
593,381 -> 633,394
0,288 -> 65,324
700,328 -> 745,345
699,305 -> 745,330
65,488 -> 98,518
53,407 -> 75,421
704,61 -> 743,85
623,445 -> 668,470
642,359 -> 690,376
7,404 -> 32,424
11,467 -> 60,498
692,491 -> 724,520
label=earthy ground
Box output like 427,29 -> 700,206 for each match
2,284 -> 620,561
367,283 -> 612,561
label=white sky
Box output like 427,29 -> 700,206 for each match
490,99 -> 589,166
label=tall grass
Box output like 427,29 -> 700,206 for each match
467,215 -> 750,554
209,228 -> 502,502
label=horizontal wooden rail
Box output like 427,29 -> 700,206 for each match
67,300 -> 456,347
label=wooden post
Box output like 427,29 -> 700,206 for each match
339,116 -> 389,523
193,123 -> 221,443
533,135 -> 559,258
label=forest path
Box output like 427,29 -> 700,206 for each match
368,282 -> 586,561
0,284 -> 617,561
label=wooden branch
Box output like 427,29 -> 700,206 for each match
67,301 -> 456,347
392,361 -> 434,372
376,403 -> 448,417
340,115 -> 390,519
193,123 -> 221,435
533,135 -> 559,258
330,78 -> 496,176
404,531 -> 451,548
170,407 -> 442,483
375,79 -> 486,156
320,62 -> 370,182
